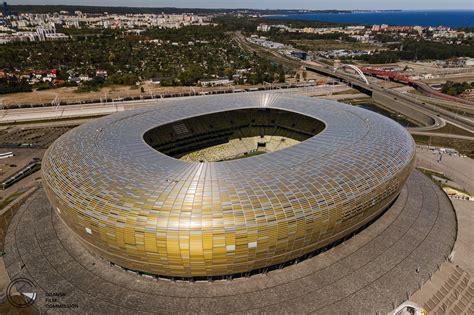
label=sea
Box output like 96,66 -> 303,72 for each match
265,10 -> 474,28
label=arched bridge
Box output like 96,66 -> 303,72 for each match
334,64 -> 370,85
305,63 -> 474,133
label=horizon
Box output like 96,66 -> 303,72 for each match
6,5 -> 474,11
7,1 -> 474,11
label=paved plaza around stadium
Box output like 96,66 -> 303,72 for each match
3,170 -> 456,313
2,92 -> 472,314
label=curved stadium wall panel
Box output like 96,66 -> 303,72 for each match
42,93 -> 416,278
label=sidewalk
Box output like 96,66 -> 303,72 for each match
405,149 -> 474,314
416,147 -> 474,195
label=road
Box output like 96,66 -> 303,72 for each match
410,131 -> 474,141
232,32 -> 473,134
407,92 -> 474,116
0,85 -> 353,126
2,34 -> 473,139
304,64 -> 474,133
233,32 -> 302,70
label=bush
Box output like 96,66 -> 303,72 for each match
441,81 -> 472,96
0,79 -> 32,94
34,82 -> 53,91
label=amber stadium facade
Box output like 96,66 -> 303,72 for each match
42,93 -> 415,278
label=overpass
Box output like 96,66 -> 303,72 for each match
305,64 -> 474,134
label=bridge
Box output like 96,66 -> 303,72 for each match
334,64 -> 370,85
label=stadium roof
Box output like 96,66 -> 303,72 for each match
42,93 -> 415,278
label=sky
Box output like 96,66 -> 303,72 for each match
8,1 -> 474,10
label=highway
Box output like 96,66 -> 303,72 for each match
407,92 -> 474,117
234,31 -> 472,134
304,64 -> 474,133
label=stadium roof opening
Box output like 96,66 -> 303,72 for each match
143,108 -> 326,162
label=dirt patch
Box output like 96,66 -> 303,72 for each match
0,83 -> 259,107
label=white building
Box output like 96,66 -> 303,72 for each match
257,24 -> 272,32
198,78 -> 233,86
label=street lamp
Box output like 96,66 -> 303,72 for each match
263,81 -> 272,90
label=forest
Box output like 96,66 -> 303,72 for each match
0,25 -> 286,94
354,40 -> 474,64
441,81 -> 474,96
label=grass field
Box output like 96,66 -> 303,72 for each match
417,167 -> 451,181
0,189 -> 26,210
0,83 -> 260,107
429,123 -> 474,137
331,88 -> 362,95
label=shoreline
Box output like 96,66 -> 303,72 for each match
265,10 -> 474,28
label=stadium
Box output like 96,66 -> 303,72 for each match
41,93 -> 416,278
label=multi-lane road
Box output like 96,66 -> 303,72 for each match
305,64 -> 474,133
235,32 -> 473,133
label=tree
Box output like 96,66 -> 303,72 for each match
178,66 -> 203,86
278,70 -> 285,83
224,67 -> 235,80
247,73 -> 258,85
0,24 -> 286,90
108,52 -> 117,63
302,71 -> 308,81
441,81 -> 470,96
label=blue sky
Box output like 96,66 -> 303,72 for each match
8,1 -> 474,10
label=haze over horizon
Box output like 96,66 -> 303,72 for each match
8,0 -> 474,11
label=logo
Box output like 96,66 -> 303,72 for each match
6,277 -> 37,308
